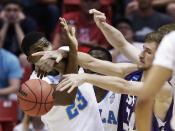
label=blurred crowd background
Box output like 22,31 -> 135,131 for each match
0,0 -> 175,130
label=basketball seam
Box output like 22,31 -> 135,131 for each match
44,85 -> 53,112
23,83 -> 38,112
18,96 -> 53,104
36,80 -> 43,116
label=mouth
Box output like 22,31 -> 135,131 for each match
139,58 -> 145,64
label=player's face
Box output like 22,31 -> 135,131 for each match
27,38 -> 52,64
138,42 -> 157,70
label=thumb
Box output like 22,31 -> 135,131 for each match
32,51 -> 45,56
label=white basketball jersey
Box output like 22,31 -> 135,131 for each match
30,72 -> 104,131
98,91 -> 121,131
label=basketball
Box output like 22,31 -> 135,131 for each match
17,79 -> 54,116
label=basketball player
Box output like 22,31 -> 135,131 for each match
21,17 -> 78,106
21,18 -> 104,131
34,31 -> 174,131
56,31 -> 174,131
33,11 -> 175,130
86,47 -> 120,131
135,31 -> 175,131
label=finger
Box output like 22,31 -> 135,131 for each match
62,74 -> 71,78
59,77 -> 70,85
56,55 -> 63,63
35,66 -> 39,73
94,15 -> 106,21
63,18 -> 66,23
67,85 -> 76,93
59,17 -> 64,22
56,79 -> 70,90
37,69 -> 42,78
39,56 -> 48,61
32,51 -> 45,56
60,21 -> 66,27
89,9 -> 104,15
70,27 -> 76,36
44,72 -> 48,77
39,71 -> 44,79
57,79 -> 71,89
37,69 -> 45,79
59,82 -> 73,92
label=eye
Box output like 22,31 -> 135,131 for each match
146,50 -> 152,54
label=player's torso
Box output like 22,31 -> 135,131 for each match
117,71 -> 142,131
152,80 -> 174,131
30,71 -> 104,131
42,81 -> 104,131
152,98 -> 174,131
98,91 -> 121,131
117,71 -> 174,131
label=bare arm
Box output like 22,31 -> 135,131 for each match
99,22 -> 140,63
139,65 -> 172,100
81,73 -> 142,96
78,52 -> 138,77
54,18 -> 78,105
56,73 -> 142,95
0,79 -> 20,95
33,50 -> 138,78
135,65 -> 172,131
89,9 -> 141,64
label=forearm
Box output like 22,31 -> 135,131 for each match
135,98 -> 154,131
98,22 -> 127,48
0,86 -> 18,95
15,23 -> 25,45
98,22 -> 140,63
65,44 -> 78,74
82,73 -> 140,95
78,52 -> 138,77
0,23 -> 8,48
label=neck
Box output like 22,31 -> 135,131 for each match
142,68 -> 151,81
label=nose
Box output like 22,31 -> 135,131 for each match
139,51 -> 144,60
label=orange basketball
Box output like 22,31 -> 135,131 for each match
17,79 -> 54,116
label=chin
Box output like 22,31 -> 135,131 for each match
137,64 -> 149,71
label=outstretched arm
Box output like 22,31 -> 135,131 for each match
78,52 -> 138,77
135,65 -> 172,131
89,9 -> 141,64
54,18 -> 78,106
57,73 -> 142,95
33,50 -> 138,78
